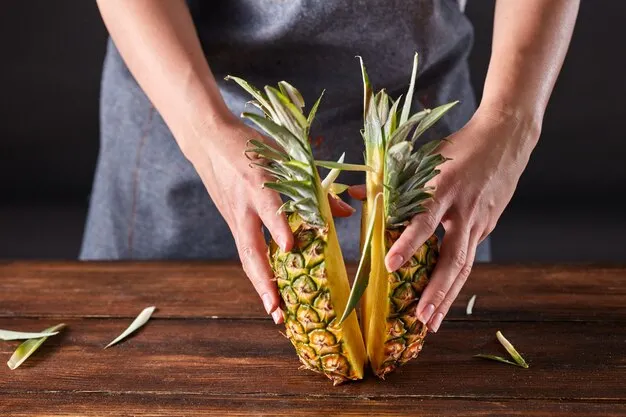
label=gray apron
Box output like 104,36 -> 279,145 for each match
80,0 -> 491,262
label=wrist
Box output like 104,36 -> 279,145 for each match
474,100 -> 543,146
174,96 -> 240,160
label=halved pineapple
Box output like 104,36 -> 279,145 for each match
342,53 -> 457,378
227,76 -> 367,385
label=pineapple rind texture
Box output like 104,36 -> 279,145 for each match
375,231 -> 439,378
271,214 -> 361,386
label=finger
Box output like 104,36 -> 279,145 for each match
385,207 -> 443,272
328,194 -> 356,217
235,215 -> 284,324
255,191 -> 294,253
428,228 -> 480,333
348,184 -> 366,200
415,224 -> 470,329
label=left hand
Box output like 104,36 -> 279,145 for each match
349,106 -> 540,332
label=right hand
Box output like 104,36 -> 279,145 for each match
184,117 -> 356,324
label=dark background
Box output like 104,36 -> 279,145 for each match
0,1 -> 624,261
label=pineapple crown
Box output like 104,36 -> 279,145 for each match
360,53 -> 458,228
225,76 -> 327,227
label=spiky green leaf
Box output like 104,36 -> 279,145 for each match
384,95 -> 402,139
265,86 -> 307,137
246,139 -> 290,161
278,81 -> 305,109
225,76 -> 277,120
242,112 -> 310,165
411,101 -> 459,143
387,109 -> 431,148
306,90 -> 325,133
376,89 -> 390,125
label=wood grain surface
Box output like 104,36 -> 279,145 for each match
0,262 -> 624,416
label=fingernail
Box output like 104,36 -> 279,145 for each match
337,199 -> 356,213
419,303 -> 435,325
387,254 -> 404,272
262,293 -> 273,314
271,309 -> 283,324
276,237 -> 287,252
429,312 -> 445,333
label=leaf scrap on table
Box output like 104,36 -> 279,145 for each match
104,306 -> 156,349
466,294 -> 476,315
0,329 -> 60,341
475,330 -> 529,369
6,323 -> 66,370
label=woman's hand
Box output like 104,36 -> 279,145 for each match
185,118 -> 355,325
384,107 -> 540,332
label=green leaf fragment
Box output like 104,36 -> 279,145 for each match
314,160 -> 373,172
475,330 -> 529,369
0,329 -> 60,341
474,354 -> 522,367
496,330 -> 529,368
7,323 -> 65,370
104,306 -> 156,349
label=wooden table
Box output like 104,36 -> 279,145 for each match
0,262 -> 625,416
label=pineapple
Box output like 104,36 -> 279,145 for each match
341,54 -> 458,378
226,76 -> 367,385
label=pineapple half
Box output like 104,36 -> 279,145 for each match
226,76 -> 367,385
340,54 -> 458,378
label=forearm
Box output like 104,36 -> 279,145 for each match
480,0 -> 579,133
96,0 -> 233,153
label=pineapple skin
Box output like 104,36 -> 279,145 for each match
270,214 -> 366,385
372,230 -> 439,378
